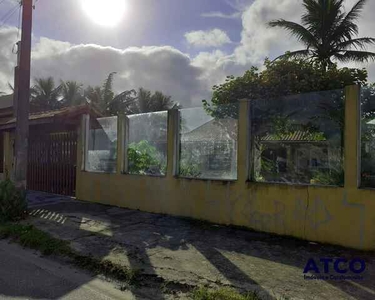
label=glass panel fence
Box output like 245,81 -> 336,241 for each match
251,90 -> 344,186
86,116 -> 118,173
361,85 -> 375,188
179,103 -> 238,180
127,111 -> 168,176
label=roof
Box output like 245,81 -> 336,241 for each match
261,131 -> 327,142
181,118 -> 237,142
0,94 -> 13,110
0,104 -> 103,130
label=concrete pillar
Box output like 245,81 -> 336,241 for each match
238,100 -> 251,183
117,115 -> 126,174
167,109 -> 179,178
79,114 -> 90,172
344,85 -> 361,189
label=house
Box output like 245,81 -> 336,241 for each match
180,118 -> 238,180
0,96 -> 101,195
180,117 -> 336,184
255,130 -> 333,184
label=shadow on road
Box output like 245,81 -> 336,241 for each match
2,190 -> 373,300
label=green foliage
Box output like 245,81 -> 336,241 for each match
0,224 -> 70,255
191,287 -> 260,300
30,77 -> 63,112
122,87 -> 180,115
268,0 -> 375,68
128,140 -> 165,175
204,58 -> 367,118
0,180 -> 27,222
179,162 -> 201,178
28,74 -> 178,115
311,169 -> 344,186
61,80 -> 85,106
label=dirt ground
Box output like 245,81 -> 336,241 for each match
24,191 -> 375,300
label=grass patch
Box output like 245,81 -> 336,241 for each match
191,287 -> 260,300
0,223 -> 70,255
72,253 -> 140,284
0,223 -> 139,284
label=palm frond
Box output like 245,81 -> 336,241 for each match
331,0 -> 367,43
102,72 -> 116,108
273,50 -> 313,61
268,19 -> 317,47
336,37 -> 375,50
302,0 -> 344,38
335,50 -> 375,63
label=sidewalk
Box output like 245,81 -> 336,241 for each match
24,192 -> 375,300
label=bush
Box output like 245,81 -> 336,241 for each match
311,169 -> 344,186
0,180 -> 27,222
128,140 -> 165,175
179,162 -> 201,178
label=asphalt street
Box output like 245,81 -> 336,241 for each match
0,240 -> 134,300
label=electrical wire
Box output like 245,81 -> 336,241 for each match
0,2 -> 20,29
17,0 -> 21,37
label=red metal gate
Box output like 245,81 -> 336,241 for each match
27,131 -> 77,196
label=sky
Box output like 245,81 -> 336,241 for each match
1,0 -> 375,108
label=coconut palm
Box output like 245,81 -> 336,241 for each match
30,77 -> 62,112
84,72 -> 117,112
61,80 -> 85,106
269,0 -> 375,69
126,88 -> 179,114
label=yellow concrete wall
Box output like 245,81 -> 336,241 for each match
76,85 -> 375,250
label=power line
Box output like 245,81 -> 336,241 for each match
0,2 -> 20,28
17,0 -> 21,37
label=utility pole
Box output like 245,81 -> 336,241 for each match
13,0 -> 33,188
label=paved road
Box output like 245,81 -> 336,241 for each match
0,240 -> 134,300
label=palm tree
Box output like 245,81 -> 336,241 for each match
84,72 -> 116,112
61,80 -> 85,106
269,0 -> 375,69
30,77 -> 62,112
127,88 -> 179,114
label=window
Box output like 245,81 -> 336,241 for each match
251,90 -> 344,186
178,104 -> 238,180
86,116 -> 118,173
361,86 -> 375,188
127,111 -> 168,176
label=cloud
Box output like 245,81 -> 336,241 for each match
201,0 -> 252,19
0,28 -> 209,107
31,40 -> 208,107
201,11 -> 241,19
233,0 -> 375,79
0,27 -> 18,92
2,0 -> 375,110
185,29 -> 232,48
234,0 -> 303,65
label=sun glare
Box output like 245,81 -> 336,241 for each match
81,0 -> 127,27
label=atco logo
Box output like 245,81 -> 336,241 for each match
303,258 -> 366,281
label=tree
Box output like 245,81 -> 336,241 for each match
84,72 -> 117,113
269,0 -> 375,69
61,80 -> 85,107
123,88 -> 179,115
204,58 -> 367,118
107,89 -> 137,116
30,77 -> 62,112
203,58 -> 368,185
